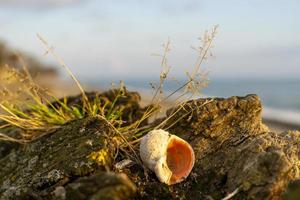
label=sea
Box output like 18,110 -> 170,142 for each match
86,78 -> 300,126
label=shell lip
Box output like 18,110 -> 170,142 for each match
166,135 -> 195,185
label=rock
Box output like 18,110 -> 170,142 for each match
0,93 -> 299,200
0,116 -> 136,199
127,94 -> 300,200
166,94 -> 268,140
63,172 -> 136,200
0,127 -> 22,158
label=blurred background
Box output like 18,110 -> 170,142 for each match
0,0 -> 299,130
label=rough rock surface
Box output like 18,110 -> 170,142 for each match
63,172 -> 136,200
128,94 -> 300,200
0,93 -> 299,200
0,117 -> 135,200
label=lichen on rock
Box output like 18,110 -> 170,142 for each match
0,116 -> 126,199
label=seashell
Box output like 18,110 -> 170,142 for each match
139,129 -> 195,185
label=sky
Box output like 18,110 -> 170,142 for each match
0,0 -> 299,81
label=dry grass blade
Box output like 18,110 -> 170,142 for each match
221,188 -> 240,200
97,115 -> 142,166
36,34 -> 91,112
131,25 -> 219,140
164,99 -> 214,130
0,132 -> 27,143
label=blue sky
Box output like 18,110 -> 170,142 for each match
0,0 -> 299,80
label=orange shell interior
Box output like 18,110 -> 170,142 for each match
166,137 -> 194,184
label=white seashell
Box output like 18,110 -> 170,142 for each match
139,129 -> 195,185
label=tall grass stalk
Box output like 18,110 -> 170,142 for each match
0,26 -> 218,165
